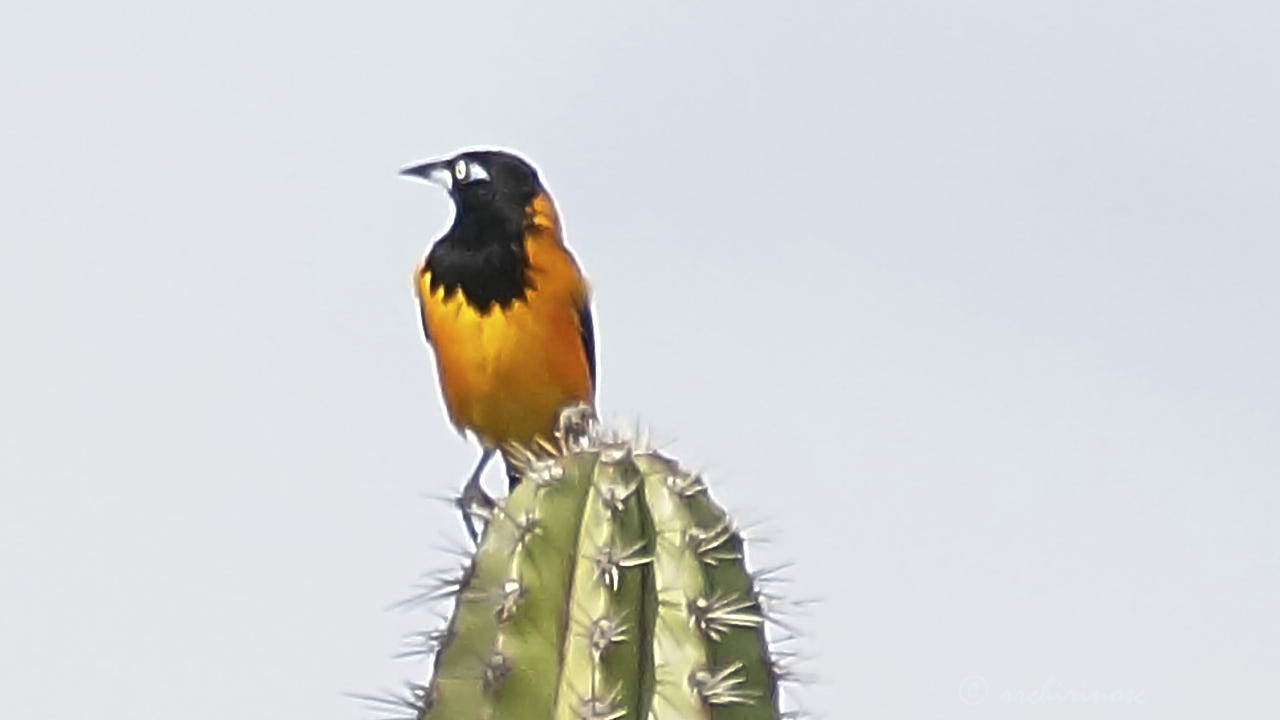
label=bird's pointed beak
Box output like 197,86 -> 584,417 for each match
399,159 -> 453,190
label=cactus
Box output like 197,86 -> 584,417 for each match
381,408 -> 788,720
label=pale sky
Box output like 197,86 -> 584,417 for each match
2,2 -> 1278,718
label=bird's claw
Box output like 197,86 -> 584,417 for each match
555,402 -> 597,451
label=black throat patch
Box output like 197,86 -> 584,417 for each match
423,200 -> 532,313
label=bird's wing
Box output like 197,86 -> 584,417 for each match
578,301 -> 597,389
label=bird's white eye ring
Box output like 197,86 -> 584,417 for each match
467,162 -> 490,182
453,159 -> 468,181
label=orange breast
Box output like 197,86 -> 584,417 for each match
417,194 -> 593,447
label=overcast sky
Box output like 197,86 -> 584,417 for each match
2,1 -> 1277,718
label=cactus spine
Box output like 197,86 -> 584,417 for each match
408,412 -> 784,720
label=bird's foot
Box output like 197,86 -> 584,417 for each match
555,402 -> 598,451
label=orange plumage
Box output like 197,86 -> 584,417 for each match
415,191 -> 593,447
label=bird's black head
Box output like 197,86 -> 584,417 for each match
400,149 -> 542,220
400,148 -> 548,311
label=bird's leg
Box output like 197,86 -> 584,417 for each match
457,447 -> 497,543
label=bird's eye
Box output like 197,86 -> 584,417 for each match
454,159 -> 468,181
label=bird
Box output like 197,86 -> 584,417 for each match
399,148 -> 596,541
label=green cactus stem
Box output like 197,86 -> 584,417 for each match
403,410 -> 786,720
